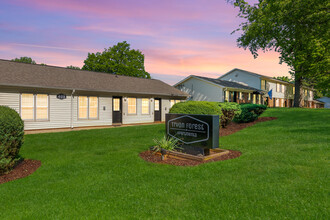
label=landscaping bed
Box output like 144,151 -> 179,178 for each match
140,150 -> 241,166
0,159 -> 41,184
220,117 -> 277,136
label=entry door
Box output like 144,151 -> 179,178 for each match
154,98 -> 161,122
112,97 -> 122,123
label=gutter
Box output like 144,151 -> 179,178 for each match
71,89 -> 75,129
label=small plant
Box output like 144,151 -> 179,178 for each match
152,136 -> 181,160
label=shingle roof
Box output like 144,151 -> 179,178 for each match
0,59 -> 188,98
194,75 -> 262,91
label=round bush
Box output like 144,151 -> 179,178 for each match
169,101 -> 223,121
218,102 -> 242,127
0,106 -> 24,175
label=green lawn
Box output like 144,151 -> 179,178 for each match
0,108 -> 329,219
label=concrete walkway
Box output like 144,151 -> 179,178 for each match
24,122 -> 164,134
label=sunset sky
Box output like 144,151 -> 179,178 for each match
0,0 -> 290,84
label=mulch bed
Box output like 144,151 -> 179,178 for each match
0,159 -> 41,184
140,150 -> 241,166
220,117 -> 277,136
140,117 -> 277,166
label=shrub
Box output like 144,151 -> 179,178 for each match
233,104 -> 267,123
0,106 -> 24,175
170,101 -> 223,118
218,102 -> 242,127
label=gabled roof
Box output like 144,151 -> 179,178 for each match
219,68 -> 293,85
194,75 -> 262,91
175,75 -> 261,92
0,59 -> 188,98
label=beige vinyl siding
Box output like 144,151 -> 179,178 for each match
73,96 -> 112,128
25,94 -> 71,130
122,97 -> 154,124
0,92 -> 20,112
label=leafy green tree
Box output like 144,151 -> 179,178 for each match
273,76 -> 292,83
229,0 -> 329,107
66,65 -> 80,70
11,57 -> 36,64
82,41 -> 150,79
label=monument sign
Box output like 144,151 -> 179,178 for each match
166,114 -> 219,155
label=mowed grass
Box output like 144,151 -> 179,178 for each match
0,108 -> 329,219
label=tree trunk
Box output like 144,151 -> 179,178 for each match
294,75 -> 302,107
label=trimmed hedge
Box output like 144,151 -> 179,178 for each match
169,101 -> 223,118
0,106 -> 24,175
218,102 -> 242,127
169,101 -> 242,128
234,104 -> 267,123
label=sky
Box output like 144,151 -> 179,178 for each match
0,0 -> 290,85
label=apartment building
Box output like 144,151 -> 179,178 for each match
0,59 -> 188,131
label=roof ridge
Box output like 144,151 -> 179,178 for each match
0,58 -> 158,82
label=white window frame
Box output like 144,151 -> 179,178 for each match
36,94 -> 49,121
20,93 -> 49,121
141,98 -> 150,115
78,96 -> 99,120
127,97 -> 137,115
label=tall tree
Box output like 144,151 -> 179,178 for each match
11,57 -> 36,64
230,0 -> 329,106
82,41 -> 150,79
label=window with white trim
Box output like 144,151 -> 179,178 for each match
78,96 -> 98,119
141,98 -> 149,114
21,94 -> 34,120
21,93 -> 49,121
128,98 -> 137,114
36,94 -> 48,120
89,97 -> 98,119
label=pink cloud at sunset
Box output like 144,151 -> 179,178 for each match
0,0 -> 291,85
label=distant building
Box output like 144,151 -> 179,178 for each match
175,68 -> 322,108
316,97 -> 329,108
0,59 -> 188,131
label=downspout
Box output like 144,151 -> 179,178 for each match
71,89 -> 75,129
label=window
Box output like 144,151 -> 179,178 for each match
170,100 -> 175,108
36,94 -> 48,120
21,94 -> 49,121
309,90 -> 313,98
78,96 -> 88,119
279,84 -> 283,93
21,94 -> 34,120
113,98 -> 120,111
261,80 -> 266,90
142,98 -> 149,114
128,98 -> 136,114
89,97 -> 98,119
154,99 -> 160,111
78,96 -> 98,119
